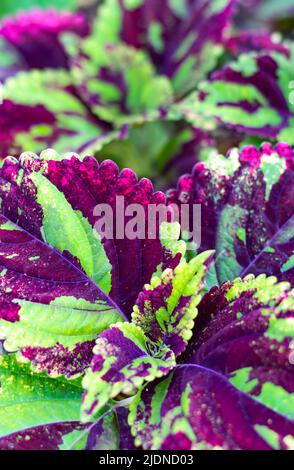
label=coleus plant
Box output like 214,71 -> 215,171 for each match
167,141 -> 294,286
0,144 -> 293,450
0,0 -> 238,181
1,1 -> 294,183
179,42 -> 294,145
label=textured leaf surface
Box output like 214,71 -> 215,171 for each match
0,8 -> 88,69
90,0 -> 237,96
82,227 -> 213,421
0,154 -> 124,377
0,151 -> 172,376
167,143 -> 294,285
0,422 -> 88,450
130,364 -> 294,450
0,354 -> 83,442
82,323 -> 175,420
132,249 -> 214,355
182,46 -> 294,141
1,70 -> 105,155
86,408 -> 137,450
182,274 -> 294,368
130,274 -> 294,449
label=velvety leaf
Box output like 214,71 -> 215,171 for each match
0,8 -> 88,69
130,364 -> 294,450
181,46 -> 294,141
132,249 -> 214,355
68,39 -> 174,124
129,273 -> 294,450
0,422 -> 88,450
0,151 -> 171,376
167,143 -> 294,285
1,70 -> 106,156
81,322 -> 175,421
0,154 -> 127,375
0,206 -> 122,377
81,225 -> 212,421
92,0 -> 237,97
86,408 -> 137,450
182,273 -> 294,369
229,366 -> 294,421
224,32 -> 289,56
0,354 -> 85,446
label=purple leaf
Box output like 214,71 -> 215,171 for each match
0,151 -> 169,377
225,32 -> 289,56
130,274 -> 294,450
65,0 -> 237,125
132,247 -> 214,355
86,408 -> 137,450
1,70 -> 108,157
167,143 -> 294,285
182,274 -> 293,368
187,47 -> 294,141
0,99 -> 56,159
81,322 -> 175,420
0,422 -> 87,450
0,9 -> 89,70
117,0 -> 237,93
130,364 -> 294,450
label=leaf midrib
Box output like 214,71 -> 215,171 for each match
240,213 -> 294,277
0,212 -> 126,321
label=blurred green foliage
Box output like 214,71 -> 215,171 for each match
0,0 -> 78,18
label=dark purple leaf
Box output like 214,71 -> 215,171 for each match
185,47 -> 294,141
0,99 -> 56,159
0,8 -> 89,70
225,32 -> 289,56
167,143 -> 294,285
81,322 -> 175,420
86,408 -> 137,450
1,70 -> 108,157
0,422 -> 87,450
0,151 -> 169,377
130,364 -> 294,450
133,248 -> 214,356
117,0 -> 237,92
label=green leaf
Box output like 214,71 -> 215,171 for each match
81,323 -> 176,421
0,0 -> 77,18
31,170 -> 112,292
1,295 -> 122,353
0,354 -> 82,438
3,70 -> 102,153
132,250 -> 214,356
